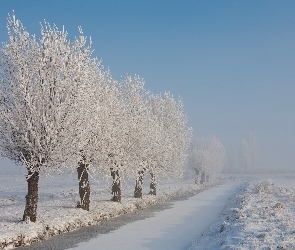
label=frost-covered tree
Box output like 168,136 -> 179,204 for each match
79,72 -> 128,204
0,13 -> 94,220
116,76 -> 152,198
240,132 -> 259,173
189,136 -> 225,184
147,92 -> 191,194
116,77 -> 191,198
131,90 -> 191,197
65,34 -> 118,209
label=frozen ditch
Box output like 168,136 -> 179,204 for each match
21,181 -> 241,250
16,193 -> 192,250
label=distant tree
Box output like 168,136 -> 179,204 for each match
222,152 -> 235,174
240,132 -> 259,173
189,136 -> 225,184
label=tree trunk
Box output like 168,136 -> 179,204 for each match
111,168 -> 121,202
134,170 -> 144,198
77,163 -> 90,211
149,172 -> 156,195
23,169 -> 39,222
200,171 -> 206,184
206,174 -> 209,182
195,169 -> 200,184
195,175 -> 199,184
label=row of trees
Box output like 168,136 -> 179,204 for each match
187,132 -> 260,179
0,13 -> 191,222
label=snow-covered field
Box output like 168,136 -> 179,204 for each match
190,175 -> 295,250
2,173 -> 295,250
0,171 -> 206,250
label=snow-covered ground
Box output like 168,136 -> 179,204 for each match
2,173 -> 295,250
190,176 -> 295,249
0,171 -> 209,250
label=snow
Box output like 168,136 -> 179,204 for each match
0,172 -> 209,249
67,181 -> 241,250
2,174 -> 295,250
189,176 -> 295,249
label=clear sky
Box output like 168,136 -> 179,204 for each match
0,0 -> 294,171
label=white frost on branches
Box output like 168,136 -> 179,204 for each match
0,12 -> 108,174
0,12 -> 192,182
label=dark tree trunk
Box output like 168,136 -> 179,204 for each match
111,168 -> 121,202
200,171 -> 206,184
206,174 -> 209,182
77,163 -> 90,211
134,170 -> 144,198
195,169 -> 200,184
23,169 -> 40,222
149,172 -> 156,195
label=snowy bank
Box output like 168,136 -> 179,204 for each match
0,174 -> 208,250
190,177 -> 295,249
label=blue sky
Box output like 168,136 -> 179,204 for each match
0,0 -> 295,171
